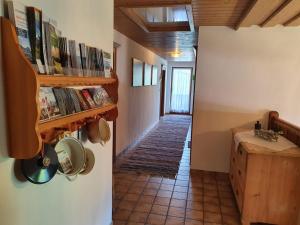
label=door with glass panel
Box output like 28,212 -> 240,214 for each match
170,67 -> 192,114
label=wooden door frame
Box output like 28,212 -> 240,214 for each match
159,65 -> 166,117
169,67 -> 193,115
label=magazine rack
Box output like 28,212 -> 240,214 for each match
1,17 -> 118,159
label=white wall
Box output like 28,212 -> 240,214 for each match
166,61 -> 195,114
192,26 -> 300,174
114,31 -> 167,155
0,1 -> 113,225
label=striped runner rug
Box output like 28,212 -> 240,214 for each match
117,115 -> 191,178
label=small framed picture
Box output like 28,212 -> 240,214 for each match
132,58 -> 144,87
152,65 -> 158,85
144,63 -> 152,86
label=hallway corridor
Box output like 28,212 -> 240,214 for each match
113,116 -> 241,225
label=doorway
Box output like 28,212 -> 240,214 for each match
170,67 -> 193,114
160,65 -> 166,117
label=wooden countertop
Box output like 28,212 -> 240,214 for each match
232,128 -> 300,158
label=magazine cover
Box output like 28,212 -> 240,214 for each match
49,23 -> 63,74
102,51 -> 111,77
81,89 -> 96,108
7,1 -> 32,61
39,87 -> 61,119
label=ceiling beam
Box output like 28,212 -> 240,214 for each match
115,0 -> 192,8
236,0 -> 286,29
284,12 -> 300,25
262,0 -> 300,27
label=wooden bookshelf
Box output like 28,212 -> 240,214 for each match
1,17 -> 118,159
38,75 -> 117,87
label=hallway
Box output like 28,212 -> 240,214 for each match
113,116 -> 241,225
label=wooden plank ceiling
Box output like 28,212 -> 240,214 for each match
114,0 -> 300,61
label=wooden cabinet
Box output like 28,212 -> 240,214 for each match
230,129 -> 300,225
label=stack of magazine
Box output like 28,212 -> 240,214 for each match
39,86 -> 112,121
6,1 -> 112,77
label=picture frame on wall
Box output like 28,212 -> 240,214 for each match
152,65 -> 158,85
144,63 -> 152,86
132,58 -> 144,87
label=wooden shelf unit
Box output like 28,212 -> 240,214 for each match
1,17 -> 118,159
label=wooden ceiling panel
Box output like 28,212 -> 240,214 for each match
237,0 -> 287,28
115,0 -> 192,8
114,7 -> 198,61
191,0 -> 252,27
262,0 -> 300,27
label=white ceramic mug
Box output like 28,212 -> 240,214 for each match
55,137 -> 86,181
86,118 -> 111,146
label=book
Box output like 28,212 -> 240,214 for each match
103,51 -> 111,77
39,87 -> 61,120
81,89 -> 96,108
90,86 -> 112,106
79,43 -> 87,75
74,89 -> 89,110
41,19 -> 49,74
69,40 -> 82,75
6,1 -> 32,62
26,6 -> 44,74
68,89 -> 82,113
52,88 -> 67,116
63,88 -> 76,114
46,22 -> 63,74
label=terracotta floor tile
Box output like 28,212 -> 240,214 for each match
188,193 -> 203,202
151,204 -> 169,216
147,214 -> 166,225
204,223 -> 222,225
165,216 -> 185,225
203,183 -> 218,191
162,178 -> 176,185
176,175 -> 190,181
176,180 -> 189,187
160,184 -> 174,191
174,186 -> 189,193
113,209 -> 132,221
127,222 -> 144,225
219,190 -> 234,199
157,190 -> 173,198
185,219 -> 204,225
203,196 -> 219,205
204,189 -> 218,198
204,212 -> 222,223
186,201 -> 203,211
203,202 -> 220,213
136,175 -> 150,182
143,188 -> 158,196
185,209 -> 204,221
146,182 -> 161,190
133,181 -> 148,188
220,198 -> 236,207
135,202 -> 153,213
173,191 -> 188,200
128,186 -> 145,195
168,206 -> 186,218
139,195 -> 156,204
149,177 -> 163,184
220,205 -> 239,216
154,197 -> 171,206
113,220 -> 127,225
129,211 -> 148,223
118,200 -> 136,211
114,192 -> 126,200
124,193 -> 140,202
188,187 -> 203,195
189,182 -> 204,188
222,215 -> 242,225
170,199 -> 187,208
115,184 -> 131,193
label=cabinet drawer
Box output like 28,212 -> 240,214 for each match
236,144 -> 248,172
229,164 -> 244,213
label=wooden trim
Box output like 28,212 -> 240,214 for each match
268,111 -> 300,146
120,8 -> 149,32
160,66 -> 166,117
38,75 -> 117,87
147,21 -> 190,32
186,5 -> 195,32
115,0 -> 192,8
170,67 -> 193,114
39,104 -> 117,132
